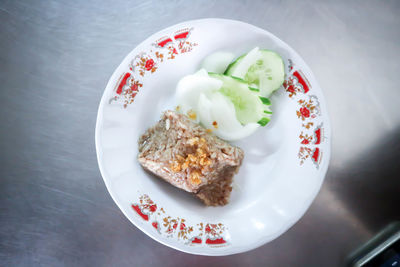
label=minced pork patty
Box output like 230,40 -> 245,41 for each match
138,110 -> 244,206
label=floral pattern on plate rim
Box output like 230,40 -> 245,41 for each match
132,194 -> 228,247
284,59 -> 326,167
109,27 -> 198,108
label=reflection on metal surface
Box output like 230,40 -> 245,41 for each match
319,186 -> 370,238
332,127 -> 400,232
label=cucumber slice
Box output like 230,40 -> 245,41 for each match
209,73 -> 265,125
224,54 -> 245,75
201,51 -> 235,74
226,47 -> 260,80
259,96 -> 271,105
225,48 -> 285,97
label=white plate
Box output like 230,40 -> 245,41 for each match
95,18 -> 331,256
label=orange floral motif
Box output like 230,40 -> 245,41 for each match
167,46 -> 178,59
163,216 -> 179,235
299,132 -> 313,145
298,147 -> 321,167
178,41 -> 198,53
302,122 -> 314,129
284,77 -> 300,98
133,53 -> 158,76
122,77 -> 143,108
177,219 -> 194,240
205,223 -> 225,237
109,74 -> 143,107
198,223 -> 204,237
296,96 -> 320,121
298,146 -> 313,165
139,194 -> 157,213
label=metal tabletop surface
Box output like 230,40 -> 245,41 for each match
1,0 -> 399,266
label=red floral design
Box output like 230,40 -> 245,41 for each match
204,223 -> 225,237
163,216 -> 179,235
296,97 -> 319,121
145,59 -> 155,71
178,41 -> 198,53
204,223 -> 227,245
301,139 -> 309,144
299,126 -> 324,147
284,77 -> 301,98
109,74 -> 143,107
149,204 -> 157,212
300,107 -> 310,118
132,195 -> 226,246
286,65 -> 324,168
123,78 -> 143,108
139,194 -> 157,214
111,27 -> 198,107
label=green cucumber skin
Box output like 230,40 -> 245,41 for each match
230,76 -> 248,84
259,97 -> 271,105
257,117 -> 270,126
224,54 -> 244,75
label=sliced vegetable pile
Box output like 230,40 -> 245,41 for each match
175,47 -> 285,141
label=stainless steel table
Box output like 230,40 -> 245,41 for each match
1,1 -> 399,266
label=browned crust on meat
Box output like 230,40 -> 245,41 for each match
138,110 -> 244,206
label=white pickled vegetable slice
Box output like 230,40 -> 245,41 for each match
175,71 -> 223,120
197,92 -> 259,141
228,47 -> 260,79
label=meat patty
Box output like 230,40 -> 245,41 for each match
138,110 -> 244,206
